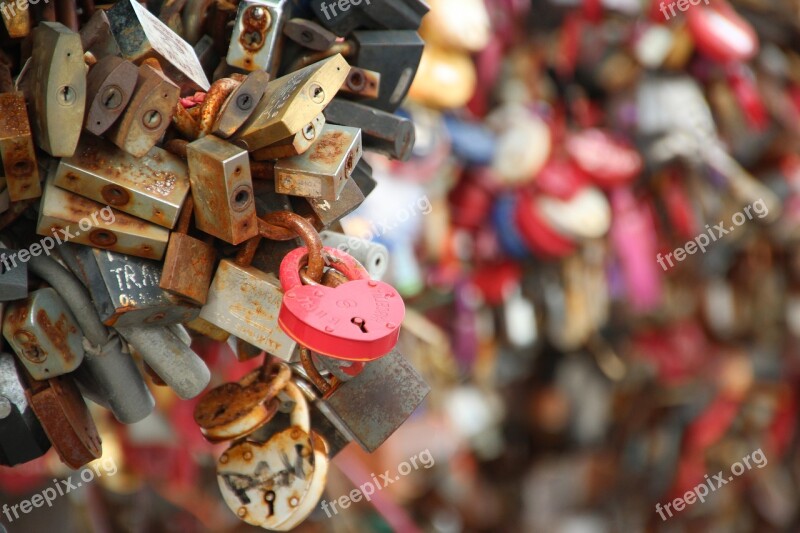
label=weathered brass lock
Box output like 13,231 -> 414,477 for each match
340,67 -> 381,100
274,124 -> 362,201
251,113 -> 325,160
55,134 -> 191,229
212,70 -> 270,139
28,22 -> 87,157
227,0 -> 289,75
80,9 -> 122,60
37,172 -> 170,261
106,0 -> 211,92
1,2 -> 31,38
187,135 -> 258,245
84,56 -> 139,135
106,62 -> 180,158
60,245 -> 200,328
0,91 -> 41,201
3,288 -> 85,380
234,54 -> 350,151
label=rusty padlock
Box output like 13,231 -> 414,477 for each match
84,56 -> 139,135
0,61 -> 41,202
251,113 -> 326,161
227,0 -> 290,75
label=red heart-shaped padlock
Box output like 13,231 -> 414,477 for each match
686,0 -> 758,64
278,247 -> 406,361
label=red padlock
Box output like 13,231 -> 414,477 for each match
278,246 -> 406,361
514,188 -> 578,259
565,129 -> 642,189
685,0 -> 758,64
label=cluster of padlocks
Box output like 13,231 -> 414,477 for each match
0,0 -> 430,529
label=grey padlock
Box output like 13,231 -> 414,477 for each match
0,245 -> 28,302
323,98 -> 415,161
60,244 -> 200,328
320,231 -> 389,280
3,288 -> 85,380
227,0 -> 289,75
0,352 -> 52,466
309,0 -> 428,36
116,326 -> 210,400
27,253 -> 155,424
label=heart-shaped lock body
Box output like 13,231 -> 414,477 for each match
279,247 -> 406,361
565,129 -> 642,189
217,381 -> 329,530
194,360 -> 290,442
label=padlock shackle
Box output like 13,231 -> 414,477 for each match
283,381 -> 310,433
280,246 -> 370,292
262,211 -> 326,282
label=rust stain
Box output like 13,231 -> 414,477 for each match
308,131 -> 346,165
36,309 -> 79,365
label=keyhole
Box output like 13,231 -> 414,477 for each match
142,109 -> 163,129
351,317 -> 368,333
58,85 -> 76,106
244,31 -> 263,47
264,490 -> 276,517
237,93 -> 253,111
309,83 -> 325,104
101,86 -> 123,110
302,122 -> 315,141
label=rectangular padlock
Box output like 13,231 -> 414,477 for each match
339,67 -> 381,100
292,178 -> 365,229
227,0 -> 289,75
28,22 -> 87,157
323,98 -> 415,161
107,0 -> 211,92
352,159 -> 377,197
106,63 -> 180,158
309,0 -> 428,35
60,245 -> 200,328
187,135 -> 258,245
2,288 -> 85,380
37,172 -> 170,261
185,316 -> 231,342
234,54 -> 350,151
1,1 -> 31,38
84,56 -> 139,135
251,113 -> 325,160
274,124 -> 362,201
349,30 -> 424,113
0,353 -> 51,466
55,135 -> 191,229
0,92 -> 41,201
199,259 -> 297,361
0,246 -> 28,302
212,70 -> 270,139
80,9 -> 122,60
319,349 -> 429,452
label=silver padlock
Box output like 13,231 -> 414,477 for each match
227,0 -> 289,75
3,288 -> 85,380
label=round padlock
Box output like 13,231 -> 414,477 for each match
217,381 -> 329,531
565,129 -> 642,189
514,188 -> 578,259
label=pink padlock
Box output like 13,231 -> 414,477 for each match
278,246 -> 406,362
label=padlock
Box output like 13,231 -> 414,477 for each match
55,134 -> 191,229
283,18 -> 337,52
20,367 -> 103,469
0,352 -> 51,466
79,9 -> 122,60
292,177 -> 365,230
279,246 -> 405,360
3,288 -> 85,380
187,135 -> 259,245
290,376 -> 352,457
301,346 -> 429,452
309,0 -> 429,36
216,380 -> 329,531
348,30 -> 424,113
322,98 -> 415,161
227,0 -> 289,75
212,70 -> 270,139
37,171 -> 170,261
320,231 -> 389,280
115,326 -> 210,400
193,34 -> 221,76
0,69 -> 41,201
194,359 -> 291,441
185,316 -> 231,342
27,22 -> 87,157
339,66 -> 381,101
0,245 -> 28,302
251,113 -> 326,160
234,54 -> 350,151
84,56 -> 139,135
106,0 -> 211,92
351,158 -> 377,197
160,198 -> 217,306
1,1 -> 31,38
274,124 -> 362,202
106,62 -> 181,158
60,244 -> 200,328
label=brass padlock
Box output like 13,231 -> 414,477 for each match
107,0 -> 211,92
160,197 -> 217,306
227,0 -> 289,75
106,62 -> 180,158
187,135 -> 258,245
37,171 -> 170,261
84,56 -> 139,135
1,1 -> 31,38
234,54 -> 350,151
274,124 -> 362,201
251,113 -> 325,160
79,9 -> 122,61
28,22 -> 87,157
55,134 -> 190,229
212,70 -> 270,139
0,91 -> 41,201
3,288 -> 85,381
340,67 -> 381,100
